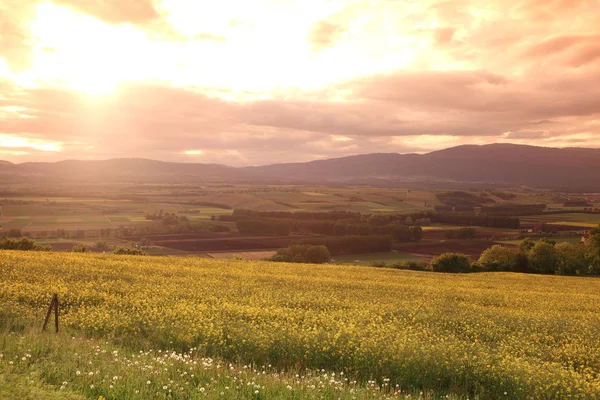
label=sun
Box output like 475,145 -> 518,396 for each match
23,2 -> 137,96
68,75 -> 119,96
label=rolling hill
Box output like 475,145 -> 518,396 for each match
1,144 -> 600,189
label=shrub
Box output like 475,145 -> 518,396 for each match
271,245 -> 331,264
370,261 -> 388,268
391,261 -> 430,271
113,247 -> 148,256
0,237 -> 51,251
431,253 -> 472,273
304,245 -> 332,264
71,244 -> 90,253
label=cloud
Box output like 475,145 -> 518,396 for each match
432,27 -> 456,44
195,32 -> 227,43
504,130 -> 549,139
53,0 -> 160,25
1,0 -> 600,165
308,19 -> 347,52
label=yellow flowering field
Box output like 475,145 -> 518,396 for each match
2,250 -> 600,398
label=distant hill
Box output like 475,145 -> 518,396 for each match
245,144 -> 600,190
2,144 -> 600,189
0,158 -> 246,184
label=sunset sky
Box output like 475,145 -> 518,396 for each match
1,0 -> 599,166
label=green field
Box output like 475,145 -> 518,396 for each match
496,236 -> 584,246
332,251 -> 421,265
523,213 -> 600,225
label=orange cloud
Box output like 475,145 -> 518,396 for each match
308,19 -> 347,52
53,0 -> 160,24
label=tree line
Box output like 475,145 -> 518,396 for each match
293,235 -> 393,256
367,211 -> 520,229
235,218 -> 422,242
431,227 -> 600,275
221,209 -> 363,222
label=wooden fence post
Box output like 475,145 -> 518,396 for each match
42,294 -> 59,333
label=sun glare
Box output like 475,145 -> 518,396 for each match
184,150 -> 204,155
24,2 -> 148,96
0,134 -> 62,152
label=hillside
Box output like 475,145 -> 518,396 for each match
0,158 -> 247,184
2,144 -> 600,189
246,144 -> 600,189
2,250 -> 600,399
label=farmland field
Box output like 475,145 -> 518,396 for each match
496,236 -> 584,246
523,213 -> 600,226
332,251 -> 421,265
3,251 -> 600,399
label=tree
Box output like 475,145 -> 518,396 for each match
478,245 -> 517,271
586,231 -> 600,274
555,242 -> 586,275
431,253 -> 472,273
514,251 -> 531,273
71,244 -> 90,253
519,238 -> 535,254
304,245 -> 331,264
528,241 -> 559,274
404,217 -> 413,225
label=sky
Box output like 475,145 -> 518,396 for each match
0,0 -> 599,166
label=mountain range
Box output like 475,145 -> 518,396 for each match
1,144 -> 599,190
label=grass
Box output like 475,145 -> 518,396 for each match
421,225 -> 465,231
496,236 -> 584,246
332,251 -> 421,265
0,322 -> 431,400
0,374 -> 85,400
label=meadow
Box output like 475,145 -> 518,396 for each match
2,251 -> 600,399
